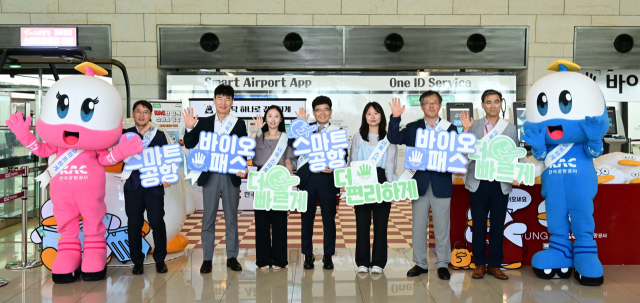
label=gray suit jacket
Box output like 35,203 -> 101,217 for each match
465,118 -> 519,195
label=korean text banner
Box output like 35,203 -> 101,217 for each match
404,130 -> 477,174
187,131 -> 256,175
247,166 -> 307,212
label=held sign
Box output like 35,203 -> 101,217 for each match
469,135 -> 535,185
334,160 -> 419,206
247,166 -> 308,212
123,143 -> 183,188
404,130 -> 477,174
187,131 -> 256,175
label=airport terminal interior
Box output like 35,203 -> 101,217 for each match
2,0 -> 640,302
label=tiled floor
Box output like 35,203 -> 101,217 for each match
2,246 -> 640,303
1,207 -> 640,302
182,200 -> 435,250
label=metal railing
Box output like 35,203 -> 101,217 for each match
3,165 -> 47,277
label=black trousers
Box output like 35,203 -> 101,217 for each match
124,187 -> 167,265
354,202 -> 391,268
301,175 -> 337,256
254,209 -> 288,267
469,180 -> 508,268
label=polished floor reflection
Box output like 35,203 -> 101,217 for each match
1,246 -> 640,303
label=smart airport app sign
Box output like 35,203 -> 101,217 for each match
167,72 -> 516,177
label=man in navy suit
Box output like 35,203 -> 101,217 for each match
123,100 -> 169,275
183,84 -> 247,273
387,91 -> 456,280
291,96 -> 346,271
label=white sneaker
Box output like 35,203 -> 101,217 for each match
357,266 -> 369,273
371,266 -> 383,274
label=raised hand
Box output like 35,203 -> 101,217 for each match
521,126 -> 547,151
460,111 -> 474,131
580,116 -> 606,141
182,108 -> 199,129
6,112 -> 32,139
295,107 -> 310,120
389,97 -> 405,117
252,114 -> 266,129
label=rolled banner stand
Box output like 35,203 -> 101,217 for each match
5,166 -> 43,270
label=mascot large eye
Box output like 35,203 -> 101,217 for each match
559,90 -> 573,114
536,93 -> 548,116
80,97 -> 99,122
56,92 -> 69,119
601,168 -> 609,175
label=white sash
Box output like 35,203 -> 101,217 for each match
479,118 -> 509,142
36,149 -> 83,187
186,115 -> 239,182
116,126 -> 158,181
398,119 -> 451,181
544,143 -> 574,170
367,137 -> 390,164
296,124 -> 339,169
259,133 -> 289,173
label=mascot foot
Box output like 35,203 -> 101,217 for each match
81,265 -> 107,281
81,236 -> 107,274
575,269 -> 604,286
532,267 -> 573,279
52,267 -> 81,284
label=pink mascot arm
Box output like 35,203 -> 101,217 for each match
96,134 -> 143,166
5,112 -> 58,158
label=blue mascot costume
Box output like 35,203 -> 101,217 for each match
522,60 -> 608,286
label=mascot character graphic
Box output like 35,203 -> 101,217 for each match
5,62 -> 143,283
522,60 -> 608,286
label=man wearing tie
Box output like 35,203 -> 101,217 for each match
292,96 -> 347,270
183,84 -> 248,273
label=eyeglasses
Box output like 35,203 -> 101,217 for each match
135,110 -> 151,115
421,102 -> 440,106
314,108 -> 332,113
484,101 -> 502,106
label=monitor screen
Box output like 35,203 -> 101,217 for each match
450,108 -> 468,134
516,108 -> 526,143
607,107 -> 617,135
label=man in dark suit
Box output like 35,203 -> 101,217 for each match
182,84 -> 247,273
387,91 -> 456,280
291,96 -> 346,270
123,100 -> 169,275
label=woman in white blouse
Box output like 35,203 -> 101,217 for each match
348,102 -> 398,274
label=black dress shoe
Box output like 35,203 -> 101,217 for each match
200,261 -> 212,273
156,262 -> 168,273
406,265 -> 428,277
227,257 -> 242,272
437,267 -> 451,280
303,254 -> 315,270
132,264 -> 144,275
322,255 -> 334,270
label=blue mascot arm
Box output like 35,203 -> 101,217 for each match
522,126 -> 547,161
584,140 -> 604,159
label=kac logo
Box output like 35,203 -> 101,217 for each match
551,158 -> 576,168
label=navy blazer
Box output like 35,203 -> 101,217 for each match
122,126 -> 168,196
287,122 -> 348,194
183,114 -> 248,187
387,115 -> 458,198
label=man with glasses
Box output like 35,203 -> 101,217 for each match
388,90 -> 456,280
459,89 -> 519,280
123,100 -> 170,275
293,96 -> 346,270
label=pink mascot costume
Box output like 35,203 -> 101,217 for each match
5,62 -> 143,283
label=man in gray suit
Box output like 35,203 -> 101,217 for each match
459,89 -> 520,281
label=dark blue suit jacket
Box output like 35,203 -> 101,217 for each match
387,115 -> 457,198
122,127 -> 168,196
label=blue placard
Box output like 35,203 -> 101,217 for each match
187,131 -> 256,175
288,118 -> 318,139
403,129 -> 477,174
293,128 -> 350,173
123,143 -> 183,187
